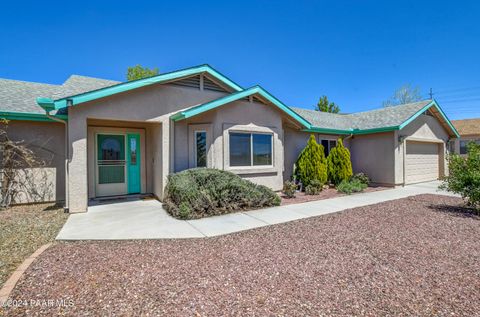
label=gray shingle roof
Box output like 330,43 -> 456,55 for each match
292,100 -> 432,131
0,75 -> 120,115
53,75 -> 120,99
0,79 -> 60,114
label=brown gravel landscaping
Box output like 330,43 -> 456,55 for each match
280,185 -> 388,205
0,203 -> 68,287
3,194 -> 480,316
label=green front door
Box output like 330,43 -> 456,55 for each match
127,133 -> 141,194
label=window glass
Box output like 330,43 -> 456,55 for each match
321,140 -> 329,157
319,139 -> 337,156
230,133 -> 251,166
329,140 -> 337,154
195,131 -> 207,167
253,134 -> 272,165
460,140 -> 468,155
130,138 -> 137,165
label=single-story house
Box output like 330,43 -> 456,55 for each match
0,65 -> 459,213
451,118 -> 480,154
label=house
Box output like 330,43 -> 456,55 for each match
0,65 -> 459,213
451,118 -> 480,154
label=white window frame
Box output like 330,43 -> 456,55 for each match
194,130 -> 207,168
318,138 -> 337,156
229,131 -> 273,168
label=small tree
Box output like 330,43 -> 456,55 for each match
126,64 -> 159,81
440,142 -> 480,211
315,95 -> 340,113
382,84 -> 422,107
327,138 -> 353,185
295,135 -> 328,187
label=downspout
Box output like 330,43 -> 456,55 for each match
37,98 -> 70,213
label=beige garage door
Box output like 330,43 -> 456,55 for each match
405,141 -> 440,184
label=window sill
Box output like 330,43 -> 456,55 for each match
226,166 -> 276,174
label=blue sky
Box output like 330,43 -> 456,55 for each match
1,0 -> 479,119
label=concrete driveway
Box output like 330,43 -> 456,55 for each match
56,181 -> 458,240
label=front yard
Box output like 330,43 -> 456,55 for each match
3,194 -> 480,316
0,203 -> 68,287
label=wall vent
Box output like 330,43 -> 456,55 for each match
170,75 -> 201,89
203,76 -> 228,92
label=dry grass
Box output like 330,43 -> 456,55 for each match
0,203 -> 68,286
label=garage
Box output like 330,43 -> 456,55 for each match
405,141 -> 440,184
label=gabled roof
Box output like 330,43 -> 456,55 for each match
452,118 -> 480,136
171,86 -> 311,128
293,100 -> 459,137
37,64 -> 243,111
54,75 -> 120,99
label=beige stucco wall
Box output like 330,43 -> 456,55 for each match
67,84 -> 228,212
1,120 -> 65,203
174,99 -> 290,190
350,132 -> 396,185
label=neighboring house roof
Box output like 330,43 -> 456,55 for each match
37,64 -> 243,111
171,86 -> 311,128
451,118 -> 480,136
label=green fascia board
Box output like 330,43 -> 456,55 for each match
351,126 -> 399,135
0,111 -> 68,122
304,125 -> 398,135
47,64 -> 243,110
303,127 -> 352,135
398,100 -> 460,138
171,86 -> 312,128
36,97 -> 56,112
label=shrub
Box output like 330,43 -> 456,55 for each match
336,179 -> 367,195
327,139 -> 353,185
351,172 -> 370,185
440,142 -> 480,211
163,168 -> 281,219
283,180 -> 297,198
305,179 -> 323,195
295,135 -> 328,187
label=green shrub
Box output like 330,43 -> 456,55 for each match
295,135 -> 328,187
327,139 -> 353,185
336,179 -> 367,195
440,142 -> 480,211
351,172 -> 370,185
305,179 -> 323,195
163,168 -> 281,219
283,180 -> 297,198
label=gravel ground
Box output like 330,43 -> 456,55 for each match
280,186 -> 388,205
3,194 -> 480,316
0,203 -> 68,286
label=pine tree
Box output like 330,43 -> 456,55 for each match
295,135 -> 328,187
327,138 -> 353,185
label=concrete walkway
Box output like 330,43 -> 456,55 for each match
56,181 -> 458,240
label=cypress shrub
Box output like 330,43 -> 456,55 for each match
327,138 -> 353,185
294,135 -> 328,187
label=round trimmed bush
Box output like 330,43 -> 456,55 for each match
163,168 -> 281,219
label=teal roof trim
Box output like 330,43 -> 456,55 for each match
0,111 -> 68,122
40,65 -> 244,110
303,127 -> 352,135
171,86 -> 312,128
398,100 -> 460,138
